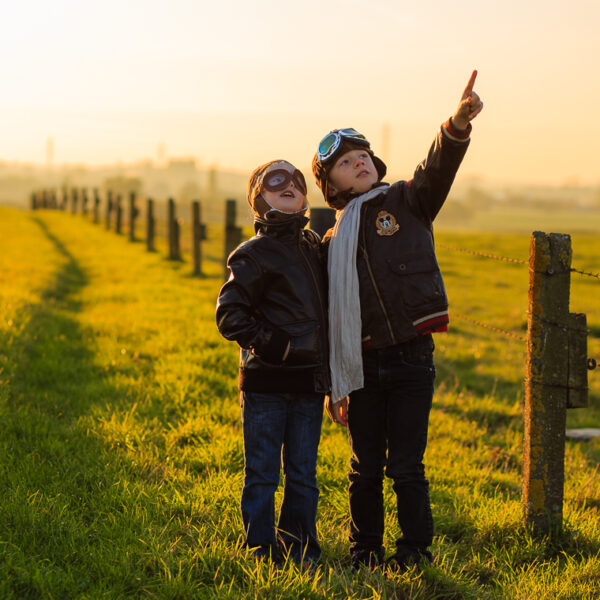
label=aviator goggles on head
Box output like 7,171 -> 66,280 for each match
317,128 -> 369,162
260,168 -> 307,195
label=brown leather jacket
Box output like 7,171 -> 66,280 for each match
324,123 -> 470,348
216,215 -> 330,393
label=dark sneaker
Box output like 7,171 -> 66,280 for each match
385,549 -> 433,574
351,549 -> 384,571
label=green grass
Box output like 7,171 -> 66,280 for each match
1,206 -> 599,599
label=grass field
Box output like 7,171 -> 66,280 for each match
0,205 -> 599,599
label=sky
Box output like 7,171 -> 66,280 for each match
1,0 -> 599,185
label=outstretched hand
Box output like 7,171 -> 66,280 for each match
452,70 -> 483,130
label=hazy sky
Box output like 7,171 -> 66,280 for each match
2,0 -> 599,185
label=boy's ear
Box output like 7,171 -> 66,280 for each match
327,182 -> 338,197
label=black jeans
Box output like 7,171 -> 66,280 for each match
347,334 -> 435,559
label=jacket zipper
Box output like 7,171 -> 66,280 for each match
360,219 -> 397,345
299,234 -> 330,384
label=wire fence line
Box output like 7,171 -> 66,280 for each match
439,241 -> 599,345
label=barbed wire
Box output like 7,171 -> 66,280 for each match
452,312 -> 527,342
438,243 -> 599,283
571,267 -> 600,280
437,243 -> 528,265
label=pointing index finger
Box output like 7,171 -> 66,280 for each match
462,69 -> 478,99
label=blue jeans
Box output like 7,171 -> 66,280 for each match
241,391 -> 324,562
347,334 -> 436,560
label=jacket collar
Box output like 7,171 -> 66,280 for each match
254,214 -> 309,238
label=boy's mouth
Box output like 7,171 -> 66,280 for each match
280,191 -> 295,198
357,170 -> 370,178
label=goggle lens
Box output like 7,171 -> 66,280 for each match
262,169 -> 307,195
317,128 -> 368,162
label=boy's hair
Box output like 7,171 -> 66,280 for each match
312,134 -> 386,209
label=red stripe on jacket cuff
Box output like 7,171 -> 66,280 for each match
444,118 -> 471,140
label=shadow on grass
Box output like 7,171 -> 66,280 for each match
0,217 -> 173,598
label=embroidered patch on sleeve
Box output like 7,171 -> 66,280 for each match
376,210 -> 400,236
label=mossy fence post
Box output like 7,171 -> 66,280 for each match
167,197 -> 181,260
523,231 -> 588,533
191,200 -> 205,276
146,198 -> 155,252
129,191 -> 138,242
224,199 -> 242,280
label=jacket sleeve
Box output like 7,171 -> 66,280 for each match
216,248 -> 290,363
407,119 -> 471,224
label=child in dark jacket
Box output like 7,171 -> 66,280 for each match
312,71 -> 483,571
216,160 -> 329,564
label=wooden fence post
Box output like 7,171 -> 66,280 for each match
30,192 -> 37,211
81,188 -> 89,216
129,191 -> 138,241
224,199 -> 243,279
523,231 -> 577,533
191,200 -> 203,275
93,188 -> 100,224
105,191 -> 113,229
71,188 -> 78,214
50,189 -> 57,209
146,198 -> 155,251
115,194 -> 123,234
60,187 -> 68,211
167,198 -> 182,260
310,207 -> 336,237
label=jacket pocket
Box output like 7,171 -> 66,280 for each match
387,252 -> 446,311
281,320 -> 321,367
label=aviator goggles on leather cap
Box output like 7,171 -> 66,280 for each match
317,128 -> 369,162
260,168 -> 307,195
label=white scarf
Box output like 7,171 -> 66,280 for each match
327,185 -> 389,402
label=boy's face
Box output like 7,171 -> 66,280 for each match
327,149 -> 379,197
261,163 -> 307,213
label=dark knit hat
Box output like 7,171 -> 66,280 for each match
247,160 -> 307,219
312,134 -> 387,209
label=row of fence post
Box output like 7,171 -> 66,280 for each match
31,188 -> 336,280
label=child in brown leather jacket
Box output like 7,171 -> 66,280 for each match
216,160 -> 329,564
312,71 -> 483,572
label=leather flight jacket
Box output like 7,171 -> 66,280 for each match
327,124 -> 470,349
216,215 -> 330,394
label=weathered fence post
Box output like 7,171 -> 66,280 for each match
167,198 -> 182,260
224,199 -> 243,279
40,189 -> 48,209
105,191 -> 113,229
50,189 -> 57,209
81,188 -> 88,216
191,200 -> 203,275
146,198 -> 155,251
93,188 -> 100,224
310,207 -> 336,237
129,191 -> 138,241
115,194 -> 123,234
71,188 -> 78,214
30,192 -> 37,210
522,231 -> 588,533
60,187 -> 68,211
